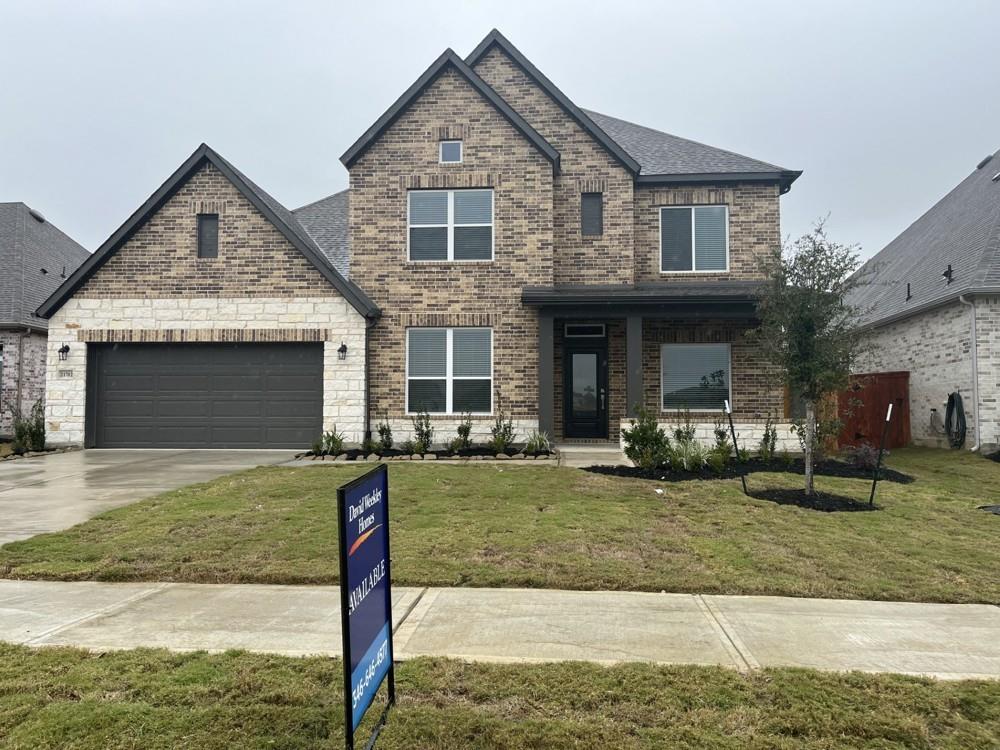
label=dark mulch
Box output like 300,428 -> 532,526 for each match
985,451 -> 1000,464
978,505 -> 1000,515
585,457 -> 914,484
300,446 -> 553,460
749,488 -> 881,513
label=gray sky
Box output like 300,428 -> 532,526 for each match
3,0 -> 998,259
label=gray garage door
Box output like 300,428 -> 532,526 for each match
90,343 -> 323,448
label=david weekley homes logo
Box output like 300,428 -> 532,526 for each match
338,465 -> 395,750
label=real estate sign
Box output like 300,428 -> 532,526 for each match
337,463 -> 395,750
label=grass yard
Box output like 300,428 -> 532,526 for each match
1,644 -> 997,749
0,448 -> 998,603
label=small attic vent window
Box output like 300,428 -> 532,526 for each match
28,208 -> 45,223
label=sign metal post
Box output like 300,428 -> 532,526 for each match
869,403 -> 893,506
724,400 -> 749,496
337,463 -> 395,750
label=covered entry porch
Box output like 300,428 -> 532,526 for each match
523,284 -> 781,444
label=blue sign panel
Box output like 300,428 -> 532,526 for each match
337,464 -> 394,749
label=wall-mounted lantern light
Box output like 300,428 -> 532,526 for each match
58,344 -> 70,361
337,342 -> 348,361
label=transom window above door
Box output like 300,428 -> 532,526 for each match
660,206 -> 728,272
408,189 -> 493,261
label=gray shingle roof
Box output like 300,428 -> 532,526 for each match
850,149 -> 1000,327
293,190 -> 349,278
0,202 -> 89,329
583,109 -> 793,177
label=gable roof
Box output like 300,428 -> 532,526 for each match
465,29 -> 640,175
340,49 -> 560,173
849,149 -> 1000,328
1,202 -> 89,330
294,189 -> 350,278
585,110 -> 801,191
37,144 -> 379,319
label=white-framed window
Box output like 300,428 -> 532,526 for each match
439,140 -> 463,164
408,189 -> 493,262
406,327 -> 493,414
564,323 -> 606,338
661,343 -> 731,411
660,205 -> 728,273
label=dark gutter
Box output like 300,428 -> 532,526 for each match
340,49 -> 560,174
857,286 -> 1000,331
636,170 -> 802,194
522,283 -> 765,307
465,29 -> 641,175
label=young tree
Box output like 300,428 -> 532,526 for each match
751,221 -> 866,495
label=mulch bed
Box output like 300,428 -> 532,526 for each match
585,457 -> 913,484
749,488 -> 881,512
985,451 -> 1000,464
299,446 -> 553,461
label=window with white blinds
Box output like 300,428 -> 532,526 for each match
661,343 -> 731,411
407,328 -> 492,413
660,206 -> 728,272
408,189 -> 493,261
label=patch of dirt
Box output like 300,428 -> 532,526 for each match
749,488 -> 881,513
585,457 -> 914,484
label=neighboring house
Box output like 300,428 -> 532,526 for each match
37,30 -> 802,450
851,149 -> 1000,451
0,203 -> 89,439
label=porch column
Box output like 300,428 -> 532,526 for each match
626,314 -> 643,417
538,311 -> 555,437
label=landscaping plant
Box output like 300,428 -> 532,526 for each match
322,426 -> 345,456
399,438 -> 417,455
524,430 -> 552,454
750,221 -> 867,496
376,414 -> 393,451
759,414 -> 778,462
489,407 -> 517,454
455,413 -> 473,451
671,410 -> 704,472
411,411 -> 434,453
7,398 -> 45,454
621,407 -> 671,470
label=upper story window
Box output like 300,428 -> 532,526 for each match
407,327 -> 492,414
439,140 -> 463,164
197,213 -> 219,258
661,343 -> 731,411
581,192 -> 603,236
408,189 -> 493,262
660,206 -> 728,273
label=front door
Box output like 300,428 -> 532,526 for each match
563,345 -> 608,439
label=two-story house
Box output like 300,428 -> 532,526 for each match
37,30 -> 800,450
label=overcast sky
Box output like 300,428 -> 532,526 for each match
2,0 -> 998,259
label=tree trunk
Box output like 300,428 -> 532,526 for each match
804,399 -> 816,496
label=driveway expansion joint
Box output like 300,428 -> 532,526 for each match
696,595 -> 760,672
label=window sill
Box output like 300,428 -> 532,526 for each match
659,269 -> 729,275
404,259 -> 495,265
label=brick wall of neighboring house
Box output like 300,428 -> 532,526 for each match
976,296 -> 1000,450
0,329 -> 47,438
45,163 -> 366,446
471,46 -> 636,286
633,184 -> 780,284
349,66 -> 554,435
855,299 -> 979,448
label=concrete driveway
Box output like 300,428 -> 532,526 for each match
0,450 -> 295,545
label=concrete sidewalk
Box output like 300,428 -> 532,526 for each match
2,580 -> 997,680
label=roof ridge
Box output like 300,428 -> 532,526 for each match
293,187 -> 349,213
583,108 -> 786,172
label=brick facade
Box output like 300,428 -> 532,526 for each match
0,329 -> 47,438
44,163 -> 366,447
857,296 -> 1000,450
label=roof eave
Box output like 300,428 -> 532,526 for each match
636,170 -> 802,193
340,48 -> 560,174
858,286 -> 1000,330
465,29 -> 640,175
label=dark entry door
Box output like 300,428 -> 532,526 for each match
563,345 -> 608,438
89,342 -> 323,448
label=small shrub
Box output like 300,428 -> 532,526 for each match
621,407 -> 671,471
671,410 -> 704,471
455,413 -> 473,451
524,430 -> 551,454
706,449 -> 729,475
322,426 -> 345,456
361,436 -> 377,455
759,414 -> 778,462
411,411 -> 434,454
310,437 -> 323,455
846,441 -> 885,471
447,436 -> 465,454
376,414 -> 393,451
489,407 -> 517,454
400,438 -> 417,455
713,416 -> 732,455
7,398 -> 45,453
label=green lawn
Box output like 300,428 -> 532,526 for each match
1,448 -> 998,603
1,644 -> 997,749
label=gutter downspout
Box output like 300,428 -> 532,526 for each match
959,295 -> 980,451
16,328 -> 28,414
364,316 -> 377,443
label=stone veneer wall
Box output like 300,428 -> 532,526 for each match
45,298 -> 365,446
471,46 -> 636,286
856,296 -> 999,449
0,329 -> 47,437
44,162 -> 367,446
634,184 -> 780,284
349,66 -> 554,430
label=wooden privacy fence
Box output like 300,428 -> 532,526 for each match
837,371 -> 910,449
